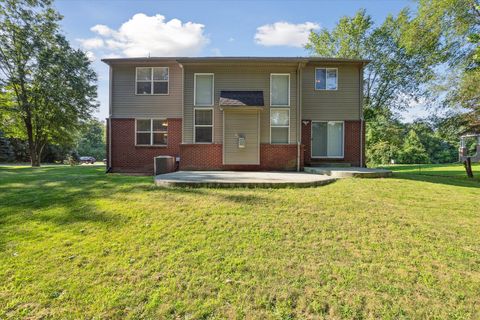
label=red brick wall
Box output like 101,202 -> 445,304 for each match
302,120 -> 365,167
109,118 -> 182,174
179,143 -> 302,171
179,144 -> 223,170
109,118 -> 304,173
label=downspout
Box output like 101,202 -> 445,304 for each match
359,63 -> 364,168
296,63 -> 301,171
107,65 -> 113,173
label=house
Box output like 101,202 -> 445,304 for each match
102,57 -> 368,174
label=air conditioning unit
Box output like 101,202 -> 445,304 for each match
154,156 -> 176,175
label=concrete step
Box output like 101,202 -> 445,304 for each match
304,167 -> 392,178
308,162 -> 351,167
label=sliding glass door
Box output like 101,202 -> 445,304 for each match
311,121 -> 344,158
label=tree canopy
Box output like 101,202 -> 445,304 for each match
0,0 -> 98,166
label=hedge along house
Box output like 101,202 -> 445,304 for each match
103,57 -> 368,174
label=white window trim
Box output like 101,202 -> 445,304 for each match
193,73 -> 215,106
270,73 -> 290,107
135,118 -> 168,147
135,67 -> 169,96
270,108 -> 290,144
310,120 -> 344,158
193,107 -> 214,144
314,67 -> 338,91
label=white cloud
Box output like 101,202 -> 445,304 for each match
228,37 -> 235,42
77,37 -> 104,49
91,24 -> 114,37
81,13 -> 208,57
254,21 -> 320,47
85,51 -> 96,62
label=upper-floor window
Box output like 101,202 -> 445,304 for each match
194,73 -> 214,106
135,119 -> 168,146
315,68 -> 337,90
270,74 -> 290,106
136,67 -> 169,95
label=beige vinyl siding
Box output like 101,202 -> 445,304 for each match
223,110 -> 259,165
302,63 -> 361,120
110,63 -> 183,118
183,64 -> 297,144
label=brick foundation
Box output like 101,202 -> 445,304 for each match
109,118 -> 182,174
179,143 -> 303,171
109,118 -> 303,174
302,120 -> 365,167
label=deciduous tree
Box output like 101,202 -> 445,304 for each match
0,0 -> 97,166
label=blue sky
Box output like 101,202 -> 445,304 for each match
55,0 -> 426,121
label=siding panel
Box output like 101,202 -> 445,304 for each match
111,63 -> 183,118
183,65 -> 298,144
302,63 -> 361,121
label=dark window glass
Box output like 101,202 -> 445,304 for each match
136,132 -> 151,145
195,127 -> 212,143
136,68 -> 151,81
153,67 -> 168,81
153,119 -> 168,131
136,119 -> 151,131
153,81 -> 168,94
315,69 -> 326,90
271,127 -> 289,144
137,82 -> 151,94
153,132 -> 167,145
195,109 -> 213,125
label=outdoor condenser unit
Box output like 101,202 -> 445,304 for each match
154,156 -> 176,175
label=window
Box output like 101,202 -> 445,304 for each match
270,108 -> 289,144
135,119 -> 168,146
270,74 -> 290,106
136,67 -> 169,95
315,68 -> 337,90
311,121 -> 344,158
194,108 -> 213,143
194,74 -> 214,106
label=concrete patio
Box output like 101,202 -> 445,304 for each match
304,167 -> 393,178
154,171 -> 337,188
154,167 -> 391,188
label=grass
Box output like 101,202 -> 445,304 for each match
381,163 -> 480,182
0,164 -> 479,319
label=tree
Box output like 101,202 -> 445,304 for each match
0,0 -> 97,166
305,9 -> 447,113
414,0 -> 480,132
365,107 -> 404,165
398,130 -> 430,164
0,130 -> 14,161
76,119 -> 106,160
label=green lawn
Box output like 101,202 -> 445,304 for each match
0,164 -> 479,319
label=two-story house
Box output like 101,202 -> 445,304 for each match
102,57 -> 367,174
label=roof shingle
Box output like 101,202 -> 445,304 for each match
219,91 -> 264,107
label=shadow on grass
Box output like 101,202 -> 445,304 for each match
146,183 -> 273,205
0,165 -> 272,231
391,172 -> 480,188
0,166 -> 137,221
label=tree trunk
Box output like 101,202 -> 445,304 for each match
464,157 -> 474,178
24,112 -> 40,167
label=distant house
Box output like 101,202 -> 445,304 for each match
102,57 -> 368,173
